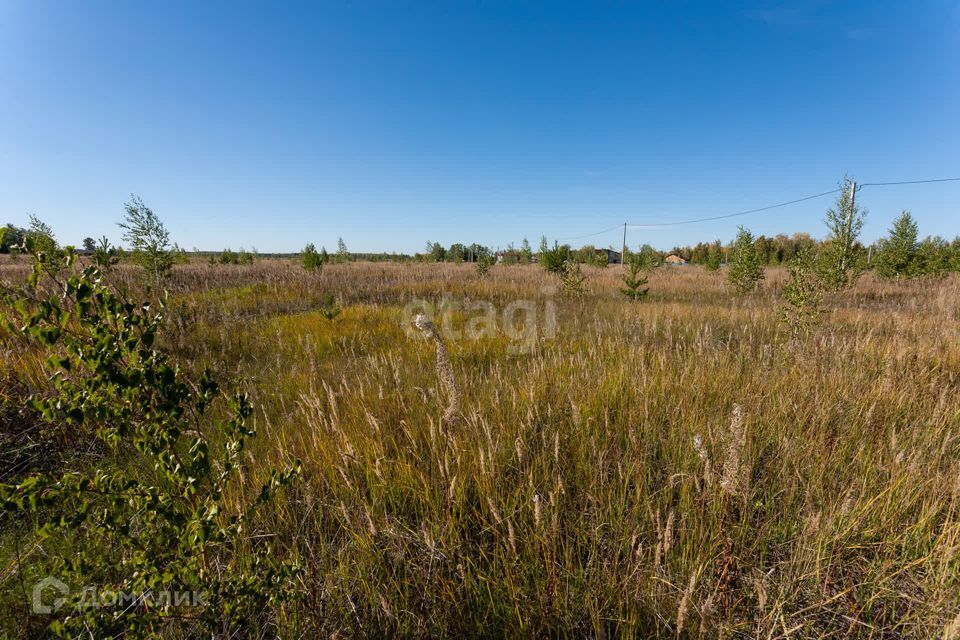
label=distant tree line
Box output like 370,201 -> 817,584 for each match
4,177 -> 958,283
667,213 -> 959,280
420,241 -> 496,263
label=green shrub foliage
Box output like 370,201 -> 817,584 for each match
0,250 -> 301,637
727,226 -> 765,295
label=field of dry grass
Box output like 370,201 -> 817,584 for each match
3,257 -> 960,637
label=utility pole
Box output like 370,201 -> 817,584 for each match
621,223 -> 627,267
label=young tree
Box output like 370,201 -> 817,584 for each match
336,237 -> 349,262
519,237 -> 533,264
321,294 -> 341,321
950,237 -> 960,273
704,240 -> 723,271
539,240 -> 570,274
635,244 -> 660,270
25,215 -> 65,274
92,235 -> 120,270
26,215 -> 57,250
425,240 -> 446,262
302,243 -> 325,271
576,244 -> 605,267
917,236 -> 952,277
691,242 -> 709,264
558,259 -> 587,297
620,252 -> 651,301
475,253 -> 495,278
218,248 -> 239,264
875,211 -> 920,280
447,243 -> 466,263
818,176 -> 867,290
753,235 -> 773,266
1,223 -> 25,253
119,195 -> 174,286
727,226 -> 765,294
237,247 -> 255,265
779,247 -> 824,340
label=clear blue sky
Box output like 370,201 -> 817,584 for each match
1,1 -> 957,253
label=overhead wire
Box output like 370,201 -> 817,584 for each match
549,175 -> 959,241
627,188 -> 840,228
555,223 -> 625,241
858,177 -> 960,187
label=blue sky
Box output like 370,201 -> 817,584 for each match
1,1 -> 958,253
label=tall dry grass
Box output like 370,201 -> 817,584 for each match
2,257 -> 959,637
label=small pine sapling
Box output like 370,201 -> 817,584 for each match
559,259 -> 587,298
475,253 -> 495,278
321,293 -> 341,321
620,253 -> 650,301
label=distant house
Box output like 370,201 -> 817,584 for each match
495,250 -> 523,264
597,248 -> 621,264
664,254 -> 688,265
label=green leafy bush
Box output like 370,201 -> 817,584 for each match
558,259 -> 587,297
0,251 -> 301,637
727,226 -> 765,294
24,215 -> 66,276
778,247 -> 824,340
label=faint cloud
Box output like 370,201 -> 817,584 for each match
742,0 -> 837,28
845,26 -> 874,40
743,6 -> 812,27
744,2 -> 874,39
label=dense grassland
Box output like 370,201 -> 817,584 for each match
3,256 -> 960,637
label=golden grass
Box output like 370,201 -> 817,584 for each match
3,257 -> 960,637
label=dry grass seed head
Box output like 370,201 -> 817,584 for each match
413,313 -> 461,427
677,568 -> 699,637
720,404 -> 747,496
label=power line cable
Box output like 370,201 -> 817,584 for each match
555,223 -> 624,241
554,188 -> 840,240
552,175 -> 959,241
858,177 -> 960,187
627,188 -> 841,228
